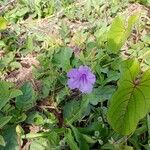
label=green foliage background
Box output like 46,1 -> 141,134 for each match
0,0 -> 150,149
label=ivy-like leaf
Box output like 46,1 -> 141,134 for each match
107,59 -> 150,135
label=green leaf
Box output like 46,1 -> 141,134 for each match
63,100 -> 80,123
65,128 -> 79,150
107,13 -> 139,53
107,58 -> 150,135
15,82 -> 37,111
29,138 -> 51,150
25,112 -> 44,125
142,34 -> 150,44
53,47 -> 73,71
64,96 -> 90,124
82,134 -> 96,144
10,62 -> 22,69
0,116 -> 12,129
0,135 -> 6,147
87,86 -> 115,105
101,143 -> 115,150
70,125 -> 89,150
0,126 -> 19,150
119,145 -> 133,150
0,17 -> 7,31
25,35 -> 34,53
107,16 -> 126,53
9,89 -> 23,99
127,13 -> 140,33
0,81 -> 22,110
0,40 -> 6,48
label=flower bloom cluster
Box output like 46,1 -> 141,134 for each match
67,66 -> 96,93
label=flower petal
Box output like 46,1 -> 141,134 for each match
67,66 -> 96,93
67,78 -> 80,89
79,82 -> 93,93
88,74 -> 96,84
67,69 -> 79,78
78,65 -> 90,74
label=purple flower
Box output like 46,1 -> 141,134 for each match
67,66 -> 96,93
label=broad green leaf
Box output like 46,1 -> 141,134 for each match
107,16 -> 126,53
0,17 -> 7,31
64,96 -> 90,124
29,132 -> 60,150
65,128 -> 79,150
0,81 -> 22,110
63,100 -> 80,122
53,47 -> 73,71
87,86 -> 115,105
107,59 -> 150,135
29,138 -> 51,150
0,126 -> 19,150
0,116 -> 12,129
107,13 -> 139,53
16,82 -> 37,111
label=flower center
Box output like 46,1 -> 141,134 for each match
80,74 -> 87,83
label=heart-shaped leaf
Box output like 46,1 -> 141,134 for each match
107,59 -> 150,135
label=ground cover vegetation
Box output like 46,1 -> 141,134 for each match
0,0 -> 150,149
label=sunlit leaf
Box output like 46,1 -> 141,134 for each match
107,59 -> 150,135
107,13 -> 139,53
0,17 -> 7,31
